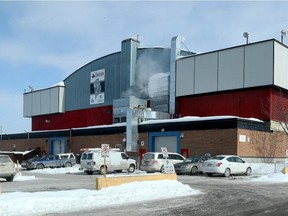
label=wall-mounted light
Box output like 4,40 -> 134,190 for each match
161,128 -> 165,132
180,132 -> 185,138
45,119 -> 50,123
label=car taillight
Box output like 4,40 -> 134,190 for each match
153,159 -> 158,164
217,162 -> 222,167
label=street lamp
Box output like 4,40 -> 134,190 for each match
243,32 -> 249,44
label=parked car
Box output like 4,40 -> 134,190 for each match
57,153 -> 76,162
140,152 -> 186,173
80,149 -> 136,175
27,154 -> 76,169
21,156 -> 41,170
174,155 -> 211,175
0,155 -> 16,182
202,155 -> 252,177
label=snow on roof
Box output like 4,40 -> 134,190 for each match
0,149 -> 34,155
139,115 -> 263,125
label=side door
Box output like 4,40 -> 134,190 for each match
234,156 -> 246,173
226,157 -> 238,174
120,153 -> 129,169
168,154 -> 184,165
45,155 -> 56,167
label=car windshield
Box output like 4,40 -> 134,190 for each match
183,157 -> 200,163
38,156 -> 48,161
143,153 -> 154,160
0,156 -> 10,163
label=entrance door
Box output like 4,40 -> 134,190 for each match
52,139 -> 65,155
154,136 -> 177,152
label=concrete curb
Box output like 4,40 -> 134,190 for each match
96,173 -> 177,190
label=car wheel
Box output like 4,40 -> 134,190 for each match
6,175 -> 14,182
86,171 -> 94,175
99,166 -> 106,175
127,164 -> 135,173
207,173 -> 213,177
36,164 -> 44,169
64,162 -> 72,167
224,168 -> 231,177
190,166 -> 198,175
160,166 -> 165,173
245,167 -> 252,176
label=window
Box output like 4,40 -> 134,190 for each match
121,153 -> 129,159
81,153 -> 87,160
87,153 -> 93,160
226,157 -> 235,162
234,157 -> 244,163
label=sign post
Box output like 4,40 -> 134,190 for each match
101,144 -> 110,178
161,147 -> 175,174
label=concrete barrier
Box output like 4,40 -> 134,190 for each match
282,166 -> 288,175
96,173 -> 177,190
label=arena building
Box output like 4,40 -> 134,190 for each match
1,36 -> 288,163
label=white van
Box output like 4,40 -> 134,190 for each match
80,149 -> 136,175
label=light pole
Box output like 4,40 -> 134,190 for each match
0,126 -> 2,150
281,30 -> 287,43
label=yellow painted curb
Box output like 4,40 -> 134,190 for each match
281,167 -> 288,175
96,173 -> 177,190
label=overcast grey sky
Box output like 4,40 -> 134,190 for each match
1,1 -> 288,134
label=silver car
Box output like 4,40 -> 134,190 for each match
0,155 -> 16,182
174,155 -> 211,175
140,152 -> 185,173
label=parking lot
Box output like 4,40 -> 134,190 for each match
1,169 -> 288,216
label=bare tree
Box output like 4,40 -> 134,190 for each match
262,88 -> 288,135
250,131 -> 280,163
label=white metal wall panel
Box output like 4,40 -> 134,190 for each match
154,136 -> 177,152
176,57 -> 195,97
23,93 -> 32,117
23,86 -> 65,117
195,53 -> 218,94
59,87 -> 65,113
244,41 -> 273,87
50,88 -> 59,113
40,89 -> 50,115
274,42 -> 288,89
32,91 -> 41,116
218,47 -> 244,90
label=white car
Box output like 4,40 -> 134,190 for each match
202,155 -> 252,177
140,152 -> 185,173
0,155 -> 16,182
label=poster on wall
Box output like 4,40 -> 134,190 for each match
90,69 -> 105,105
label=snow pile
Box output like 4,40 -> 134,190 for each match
0,180 -> 199,216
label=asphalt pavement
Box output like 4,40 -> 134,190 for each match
1,171 -> 288,216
